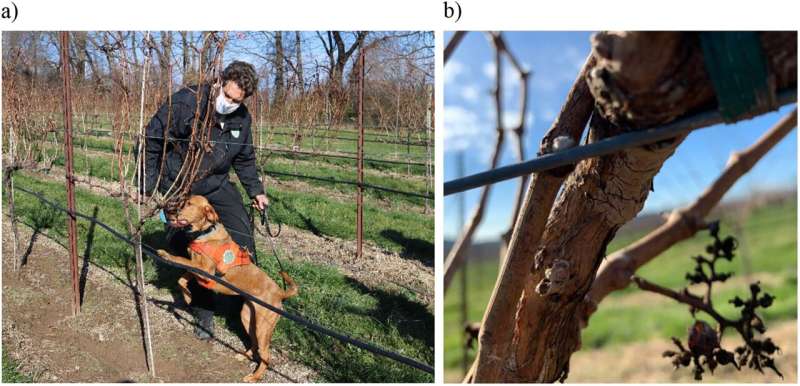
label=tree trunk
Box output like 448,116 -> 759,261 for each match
130,31 -> 139,68
295,31 -> 304,95
180,31 -> 190,83
72,31 -> 88,82
273,31 -> 285,108
159,31 -> 173,88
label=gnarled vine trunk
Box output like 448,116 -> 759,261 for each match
469,31 -> 797,383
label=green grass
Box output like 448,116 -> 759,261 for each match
2,353 -> 35,383
38,147 -> 433,261
262,158 -> 431,206
6,173 -> 433,382
254,126 -> 430,160
443,199 -> 797,374
266,187 -> 433,261
62,127 -> 431,176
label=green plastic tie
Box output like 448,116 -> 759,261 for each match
699,32 -> 775,122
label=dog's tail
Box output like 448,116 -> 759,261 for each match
278,271 -> 298,299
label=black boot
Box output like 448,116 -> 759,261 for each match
192,306 -> 215,341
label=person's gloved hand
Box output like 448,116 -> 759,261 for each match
252,194 -> 269,211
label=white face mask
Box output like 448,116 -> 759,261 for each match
215,92 -> 240,115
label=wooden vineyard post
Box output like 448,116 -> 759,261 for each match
59,31 -> 81,317
356,48 -> 365,260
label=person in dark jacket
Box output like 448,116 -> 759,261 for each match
142,61 -> 268,340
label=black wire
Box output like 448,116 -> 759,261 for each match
14,185 -> 434,375
69,133 -> 432,198
256,129 -> 432,147
444,88 -> 797,196
266,170 -> 433,199
78,126 -> 433,147
75,132 -> 430,166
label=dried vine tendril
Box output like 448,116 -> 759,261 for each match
633,220 -> 781,380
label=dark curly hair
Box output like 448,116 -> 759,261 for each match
221,61 -> 258,98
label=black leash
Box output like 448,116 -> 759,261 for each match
261,205 -> 281,238
15,186 -> 434,375
251,204 -> 287,289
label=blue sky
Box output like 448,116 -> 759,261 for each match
444,31 -> 797,241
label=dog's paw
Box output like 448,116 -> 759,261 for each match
242,374 -> 259,383
156,249 -> 171,259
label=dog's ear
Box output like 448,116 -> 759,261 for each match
203,204 -> 219,223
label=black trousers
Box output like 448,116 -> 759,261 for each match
165,181 -> 254,311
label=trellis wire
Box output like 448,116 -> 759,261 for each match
57,132 -> 432,199
74,128 -> 432,165
444,88 -> 797,196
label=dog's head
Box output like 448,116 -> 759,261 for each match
172,195 -> 219,232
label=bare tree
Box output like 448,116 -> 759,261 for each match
179,31 -> 190,82
273,31 -> 285,108
294,31 -> 304,95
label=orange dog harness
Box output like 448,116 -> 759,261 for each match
188,240 -> 251,289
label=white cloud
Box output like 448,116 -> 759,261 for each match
482,61 -> 523,93
444,104 -> 493,155
445,60 -> 465,84
502,63 -> 523,92
482,61 -> 495,79
460,85 -> 480,104
525,111 -> 535,128
502,111 -> 519,131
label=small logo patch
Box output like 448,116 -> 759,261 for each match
232,130 -> 240,139
223,249 -> 235,264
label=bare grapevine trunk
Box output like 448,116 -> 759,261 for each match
470,31 -> 797,383
508,116 -> 685,382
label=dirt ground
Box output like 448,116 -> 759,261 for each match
2,213 -> 318,383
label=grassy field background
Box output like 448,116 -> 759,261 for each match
444,197 -> 797,382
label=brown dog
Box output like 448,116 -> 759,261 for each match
156,195 -> 298,383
